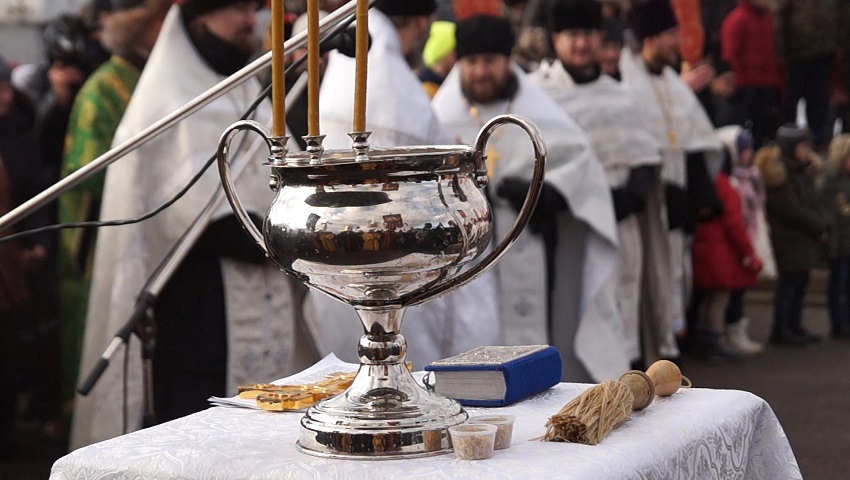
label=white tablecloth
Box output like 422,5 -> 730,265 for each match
51,384 -> 801,480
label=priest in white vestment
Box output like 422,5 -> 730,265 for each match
71,2 -> 316,449
529,0 -> 672,367
303,0 -> 466,369
619,0 -> 723,360
428,15 -> 628,382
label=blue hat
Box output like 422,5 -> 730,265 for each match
736,129 -> 754,154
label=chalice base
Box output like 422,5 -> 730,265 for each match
297,362 -> 467,458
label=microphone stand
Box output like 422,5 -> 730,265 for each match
76,130 -> 264,426
76,72 -> 310,417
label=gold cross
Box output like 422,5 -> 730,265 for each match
667,130 -> 677,151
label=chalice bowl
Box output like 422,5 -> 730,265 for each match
217,114 -> 546,458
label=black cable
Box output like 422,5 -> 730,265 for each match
122,335 -> 130,434
0,80 -> 270,244
0,14 -> 356,244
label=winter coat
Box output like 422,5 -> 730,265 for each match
0,88 -> 49,247
721,1 -> 782,88
758,145 -> 826,272
821,172 -> 850,259
0,158 -> 28,310
692,172 -> 759,290
821,134 -> 850,259
0,88 -> 49,311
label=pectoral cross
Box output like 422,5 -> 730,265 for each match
667,130 -> 677,151
469,104 -> 507,177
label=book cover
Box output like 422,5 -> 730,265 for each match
424,345 -> 562,407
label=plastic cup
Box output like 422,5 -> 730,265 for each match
468,414 -> 515,450
448,424 -> 497,460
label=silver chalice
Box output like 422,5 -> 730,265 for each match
217,114 -> 546,458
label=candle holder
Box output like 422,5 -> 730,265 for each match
348,131 -> 372,163
302,134 -> 326,165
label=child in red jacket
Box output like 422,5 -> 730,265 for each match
691,151 -> 763,358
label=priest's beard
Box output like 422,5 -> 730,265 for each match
462,72 -> 517,105
188,22 -> 257,76
227,23 -> 258,59
405,48 -> 424,70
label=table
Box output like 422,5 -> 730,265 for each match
50,384 -> 801,480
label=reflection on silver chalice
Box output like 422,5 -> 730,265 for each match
217,114 -> 546,458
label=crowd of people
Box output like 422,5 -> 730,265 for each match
1,0 -> 849,460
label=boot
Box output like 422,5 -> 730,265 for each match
770,326 -> 809,346
791,326 -> 823,343
700,330 -> 744,360
832,324 -> 850,339
724,318 -> 764,355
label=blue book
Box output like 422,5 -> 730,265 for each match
424,345 -> 562,407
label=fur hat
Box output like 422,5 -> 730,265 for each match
755,145 -> 785,187
627,0 -> 678,42
455,15 -> 515,59
102,0 -> 173,56
180,0 -> 263,22
551,0 -> 603,33
376,0 -> 437,17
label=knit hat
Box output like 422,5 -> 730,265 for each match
180,0 -> 263,21
422,20 -> 455,68
376,0 -> 437,17
626,0 -> 678,42
0,56 -> 11,83
551,0 -> 603,33
736,129 -> 754,154
455,15 -> 515,60
776,123 -> 813,159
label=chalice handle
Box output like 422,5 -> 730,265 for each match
404,114 -> 547,307
216,119 -> 277,256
